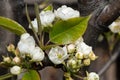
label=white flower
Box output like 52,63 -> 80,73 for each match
48,46 -> 68,64
17,33 -> 35,56
10,66 -> 21,75
76,42 -> 92,56
67,44 -> 76,53
74,37 -> 83,45
87,72 -> 99,80
54,5 -> 80,20
20,33 -> 30,40
109,21 -> 120,33
29,18 -> 38,33
40,10 -> 55,27
31,47 -> 45,61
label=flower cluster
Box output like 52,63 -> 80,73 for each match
18,33 -> 44,61
29,5 -> 80,31
0,5 -> 99,80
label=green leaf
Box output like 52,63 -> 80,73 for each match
44,4 -> 53,11
22,70 -> 41,80
0,16 -> 26,35
50,16 -> 90,44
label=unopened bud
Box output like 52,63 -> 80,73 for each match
75,52 -> 83,59
7,44 -> 15,52
65,77 -> 73,80
10,66 -> 21,75
3,56 -> 11,63
64,73 -> 73,80
67,44 -> 76,53
83,59 -> 90,66
13,57 -> 21,64
67,59 -> 77,69
14,48 -> 20,56
89,52 -> 97,61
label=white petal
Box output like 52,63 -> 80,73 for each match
20,33 -> 30,40
31,47 -> 44,61
40,10 -> 55,27
48,46 -> 68,64
10,66 -> 21,75
29,18 -> 38,33
109,21 -> 120,33
88,72 -> 99,80
76,42 -> 92,55
17,34 -> 36,55
55,5 -> 80,20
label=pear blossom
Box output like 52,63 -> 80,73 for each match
87,72 -> 99,80
76,42 -> 92,56
67,44 -> 76,53
109,21 -> 120,33
40,10 -> 55,27
29,18 -> 38,33
75,37 -> 83,45
54,5 -> 80,20
17,33 -> 35,56
31,47 -> 45,61
48,46 -> 68,64
10,66 -> 21,75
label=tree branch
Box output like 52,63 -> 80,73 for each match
78,0 -> 120,47
98,39 -> 120,76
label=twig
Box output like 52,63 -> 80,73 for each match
98,41 -> 120,76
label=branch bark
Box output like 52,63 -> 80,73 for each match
98,39 -> 120,76
78,0 -> 120,47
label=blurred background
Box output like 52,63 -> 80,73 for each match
0,0 -> 120,80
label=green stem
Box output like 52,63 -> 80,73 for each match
42,44 -> 61,50
25,4 -> 41,47
0,73 -> 13,80
73,74 -> 84,80
41,32 -> 45,46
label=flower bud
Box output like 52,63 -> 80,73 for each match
13,56 -> 21,64
75,52 -> 83,59
83,59 -> 90,66
67,59 -> 78,70
68,59 -> 76,68
89,52 -> 97,61
67,44 -> 76,53
3,56 -> 11,63
14,48 -> 20,56
65,77 -> 73,80
7,44 -> 15,52
64,73 -> 73,80
10,66 -> 21,75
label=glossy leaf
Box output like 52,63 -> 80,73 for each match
22,70 -> 41,80
49,16 -> 90,44
44,5 -> 53,11
0,16 -> 26,35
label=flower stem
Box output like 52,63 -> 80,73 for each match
73,74 -> 84,80
0,73 -> 13,80
25,4 -> 41,47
